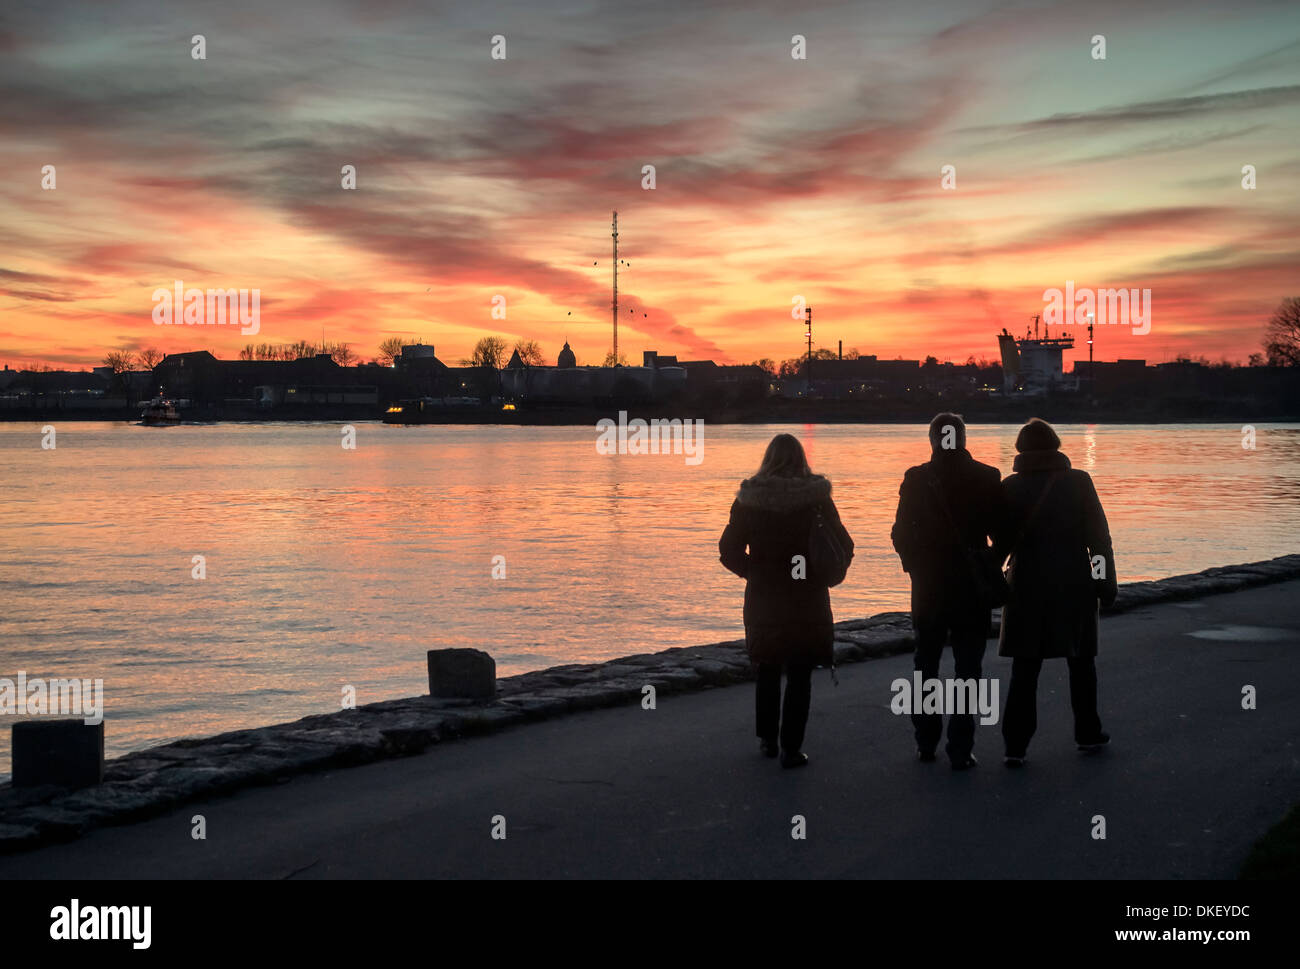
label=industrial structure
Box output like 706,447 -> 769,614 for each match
997,315 -> 1078,394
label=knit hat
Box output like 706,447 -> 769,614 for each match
1015,418 -> 1060,452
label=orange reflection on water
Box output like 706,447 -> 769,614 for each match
2,420 -> 1298,773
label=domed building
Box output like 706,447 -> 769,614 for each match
557,341 -> 576,368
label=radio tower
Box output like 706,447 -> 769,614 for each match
611,210 -> 619,365
805,306 -> 813,393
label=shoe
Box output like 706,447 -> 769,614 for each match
1004,754 -> 1026,768
780,750 -> 809,769
950,754 -> 978,771
917,748 -> 937,763
759,739 -> 779,759
1077,732 -> 1110,753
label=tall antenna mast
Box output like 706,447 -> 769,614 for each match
805,306 -> 813,393
1087,312 -> 1095,397
611,210 -> 619,365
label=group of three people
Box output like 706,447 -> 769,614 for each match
719,414 -> 1116,769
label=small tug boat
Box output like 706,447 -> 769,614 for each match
139,396 -> 182,426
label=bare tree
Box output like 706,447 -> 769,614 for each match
238,345 -> 256,361
102,350 -> 137,373
464,336 -> 508,369
378,336 -> 406,367
138,347 -> 164,369
330,343 -> 357,367
513,339 -> 545,366
601,349 -> 628,367
749,358 -> 776,376
1263,297 -> 1300,366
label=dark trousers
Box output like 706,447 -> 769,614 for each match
1001,655 -> 1102,756
912,608 -> 989,762
756,661 -> 813,752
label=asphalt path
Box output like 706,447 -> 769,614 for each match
3,581 -> 1297,879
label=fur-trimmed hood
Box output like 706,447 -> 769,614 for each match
736,473 -> 831,511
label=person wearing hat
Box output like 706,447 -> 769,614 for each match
996,418 -> 1117,767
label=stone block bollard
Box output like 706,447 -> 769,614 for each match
427,648 -> 496,700
12,719 -> 104,788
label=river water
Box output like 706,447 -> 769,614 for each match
2,420 -> 1297,774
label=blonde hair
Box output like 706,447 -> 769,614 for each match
755,433 -> 812,478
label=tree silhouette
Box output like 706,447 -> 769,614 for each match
102,350 -> 136,373
514,339 -> 545,366
377,336 -> 406,367
329,342 -> 357,367
1263,297 -> 1300,366
464,336 -> 508,369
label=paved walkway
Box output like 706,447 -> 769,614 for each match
4,581 -> 1298,879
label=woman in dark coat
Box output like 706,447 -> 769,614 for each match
719,433 -> 853,768
995,418 -> 1117,766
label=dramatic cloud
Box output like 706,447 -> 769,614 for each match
0,0 -> 1297,369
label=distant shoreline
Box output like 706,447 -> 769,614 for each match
4,402 -> 1300,425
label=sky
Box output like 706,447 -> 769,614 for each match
1,0 -> 1298,371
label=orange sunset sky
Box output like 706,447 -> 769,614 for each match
2,0 -> 1298,371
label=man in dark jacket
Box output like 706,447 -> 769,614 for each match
891,413 -> 1003,768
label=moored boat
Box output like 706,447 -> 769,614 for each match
139,396 -> 182,426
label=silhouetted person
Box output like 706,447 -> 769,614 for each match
891,413 -> 1002,769
995,418 -> 1116,767
719,433 -> 853,768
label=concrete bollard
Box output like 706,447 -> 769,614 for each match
12,719 -> 104,788
427,648 -> 496,700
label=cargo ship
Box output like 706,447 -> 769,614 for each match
997,315 -> 1077,394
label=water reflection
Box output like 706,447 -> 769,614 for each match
1,420 -> 1297,771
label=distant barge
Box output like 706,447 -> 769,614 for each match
383,397 -> 517,424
